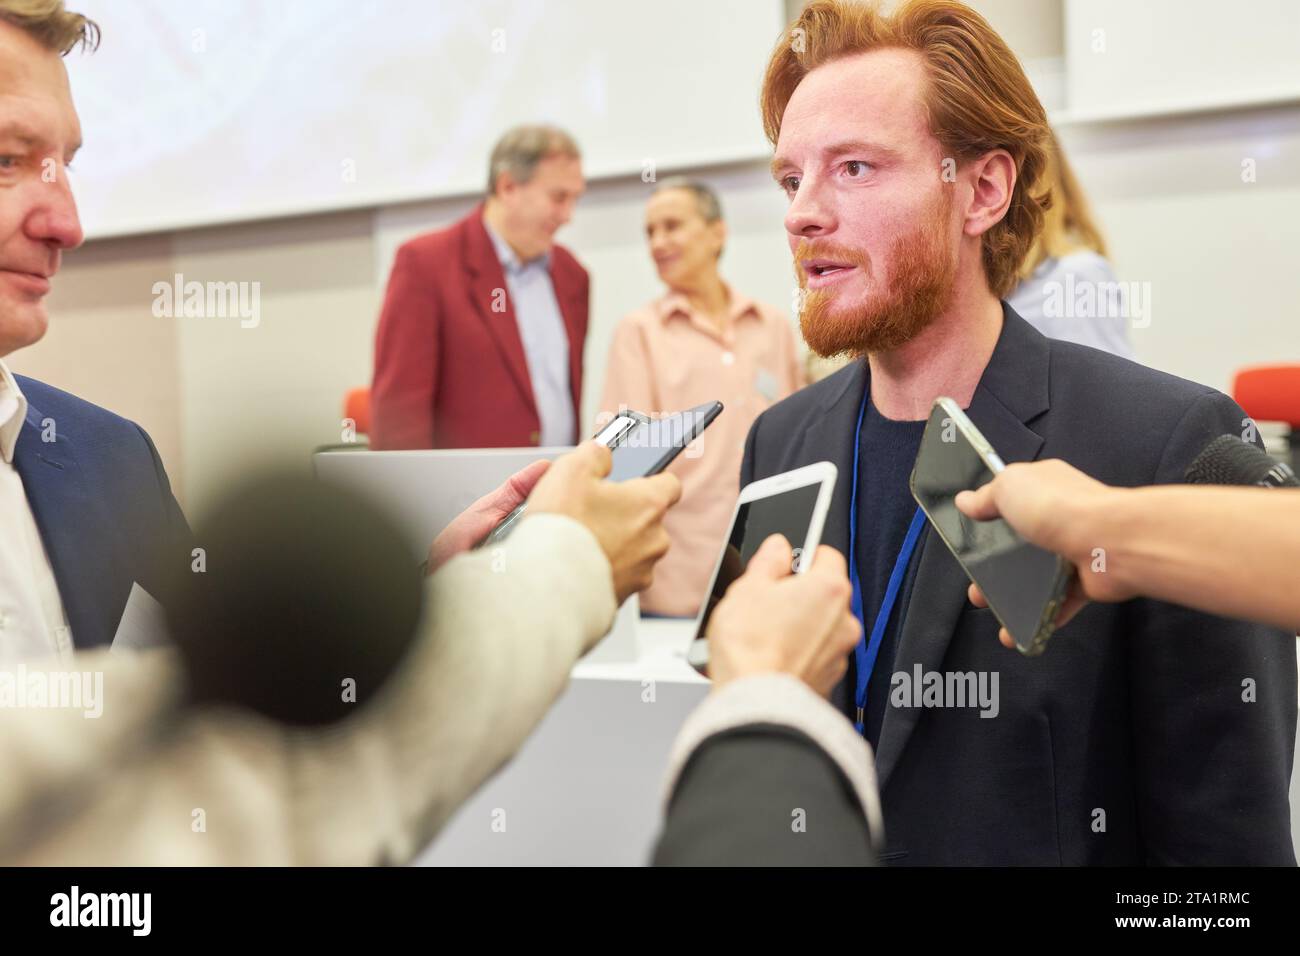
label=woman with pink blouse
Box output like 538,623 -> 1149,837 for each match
600,179 -> 807,617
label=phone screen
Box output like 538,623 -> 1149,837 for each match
693,481 -> 822,640
910,402 -> 1069,654
607,403 -> 721,482
479,403 -> 721,548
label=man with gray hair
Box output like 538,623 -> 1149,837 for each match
372,124 -> 588,449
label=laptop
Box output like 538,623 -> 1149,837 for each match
312,446 -> 638,662
313,446 -> 571,559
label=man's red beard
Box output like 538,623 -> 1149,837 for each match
795,195 -> 957,358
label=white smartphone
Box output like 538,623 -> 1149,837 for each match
685,462 -> 838,674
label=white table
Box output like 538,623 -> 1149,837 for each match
415,619 -> 708,866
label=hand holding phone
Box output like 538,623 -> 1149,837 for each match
703,535 -> 860,697
687,462 -> 838,673
953,460 -> 1111,647
480,402 -> 722,547
909,398 -> 1074,656
425,458 -> 552,575
524,441 -> 682,605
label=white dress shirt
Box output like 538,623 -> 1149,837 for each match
482,219 -> 576,447
0,360 -> 73,659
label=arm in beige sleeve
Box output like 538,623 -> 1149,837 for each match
0,649 -> 185,855
294,511 -> 618,863
6,513 -> 616,865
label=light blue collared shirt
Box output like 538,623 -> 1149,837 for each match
484,220 -> 575,447
1007,251 -> 1136,361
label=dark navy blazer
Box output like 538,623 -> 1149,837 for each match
12,375 -> 189,650
741,306 -> 1298,865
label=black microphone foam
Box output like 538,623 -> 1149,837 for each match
165,471 -> 424,726
1184,434 -> 1300,488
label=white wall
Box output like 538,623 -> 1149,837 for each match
1060,105 -> 1300,397
65,0 -> 785,238
1063,0 -> 1300,121
172,211 -> 378,513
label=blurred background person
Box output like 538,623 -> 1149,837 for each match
1006,128 -> 1134,359
599,178 -> 806,618
371,125 -> 588,450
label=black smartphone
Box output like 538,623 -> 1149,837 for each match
479,401 -> 723,547
605,401 -> 723,481
909,397 -> 1073,656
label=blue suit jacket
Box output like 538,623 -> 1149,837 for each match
12,375 -> 189,650
741,305 -> 1297,865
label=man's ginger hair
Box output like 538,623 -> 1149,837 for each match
761,0 -> 1051,298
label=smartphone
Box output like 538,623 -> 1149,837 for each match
605,401 -> 723,482
479,401 -> 723,547
909,397 -> 1072,656
686,462 -> 838,674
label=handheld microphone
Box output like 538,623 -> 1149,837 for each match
165,471 -> 424,726
1184,434 -> 1299,488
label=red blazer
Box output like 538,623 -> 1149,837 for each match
370,204 -> 589,449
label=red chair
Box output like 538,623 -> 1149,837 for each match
343,387 -> 371,438
1232,364 -> 1300,469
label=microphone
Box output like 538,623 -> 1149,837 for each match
1184,434 -> 1300,488
164,471 -> 424,726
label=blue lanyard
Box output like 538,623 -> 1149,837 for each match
848,385 -> 928,735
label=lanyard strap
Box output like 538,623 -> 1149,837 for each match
847,385 -> 927,735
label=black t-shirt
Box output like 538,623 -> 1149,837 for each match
851,399 -> 927,751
